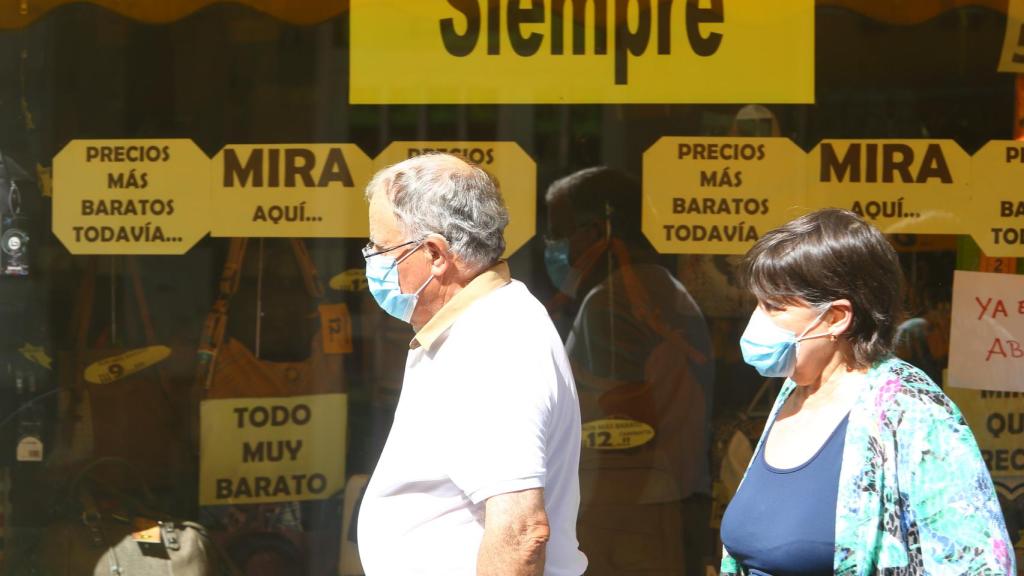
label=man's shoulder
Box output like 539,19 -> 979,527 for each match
450,279 -> 563,351
464,279 -> 546,323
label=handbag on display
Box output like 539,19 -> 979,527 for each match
196,238 -> 344,401
16,457 -> 233,576
51,257 -> 192,490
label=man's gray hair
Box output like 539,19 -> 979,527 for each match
366,153 -> 509,270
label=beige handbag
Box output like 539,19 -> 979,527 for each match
196,238 -> 344,402
23,458 -> 233,576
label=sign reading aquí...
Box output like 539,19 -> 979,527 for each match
350,0 -> 814,104
211,144 -> 373,238
53,140 -> 210,254
643,137 -> 806,254
374,142 -> 537,257
807,140 -> 971,235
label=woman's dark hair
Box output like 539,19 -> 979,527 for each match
740,208 -> 904,368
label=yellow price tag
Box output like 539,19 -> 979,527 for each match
319,303 -> 353,355
83,345 -> 170,384
582,419 -> 655,451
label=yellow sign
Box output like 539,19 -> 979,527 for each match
582,418 -> 655,450
350,0 -> 814,104
999,0 -> 1024,73
946,387 -> 1024,503
199,393 -> 347,506
807,140 -> 971,235
84,345 -> 171,385
643,137 -> 807,254
210,144 -> 373,237
374,142 -> 536,257
969,141 -> 1024,257
53,140 -> 210,254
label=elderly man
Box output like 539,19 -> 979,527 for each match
356,153 -> 588,576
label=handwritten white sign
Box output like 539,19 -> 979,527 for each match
948,270 -> 1024,392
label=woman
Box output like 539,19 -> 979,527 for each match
719,209 -> 1014,575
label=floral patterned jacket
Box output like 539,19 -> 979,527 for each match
721,357 -> 1015,575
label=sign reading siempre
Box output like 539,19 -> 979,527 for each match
53,140 -> 210,254
642,137 -> 807,254
948,271 -> 1024,393
200,394 -> 347,505
374,142 -> 536,257
807,140 -> 971,235
211,144 -> 373,237
969,141 -> 1024,257
350,0 -> 814,104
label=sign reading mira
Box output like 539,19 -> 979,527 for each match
350,0 -> 814,104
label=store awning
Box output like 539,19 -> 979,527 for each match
0,0 -> 347,28
0,0 -> 1009,29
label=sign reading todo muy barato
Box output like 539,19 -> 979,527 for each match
642,137 -> 806,254
969,141 -> 1024,258
374,142 -> 537,257
349,0 -> 814,104
200,394 -> 347,505
807,140 -> 971,235
53,140 -> 210,254
211,144 -> 373,238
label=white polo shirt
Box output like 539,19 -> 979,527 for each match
358,262 -> 587,576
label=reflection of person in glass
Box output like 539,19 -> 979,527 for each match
358,154 -> 588,576
720,209 -> 1014,575
544,167 -> 714,576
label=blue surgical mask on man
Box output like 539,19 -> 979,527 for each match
544,239 -> 572,295
365,242 -> 434,323
739,305 -> 833,378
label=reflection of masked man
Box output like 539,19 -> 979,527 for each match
545,167 -> 714,575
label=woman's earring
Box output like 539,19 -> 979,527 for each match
829,333 -> 838,343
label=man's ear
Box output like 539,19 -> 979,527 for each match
422,234 -> 451,278
828,299 -> 854,336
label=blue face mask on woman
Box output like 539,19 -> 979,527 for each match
739,305 -> 833,378
365,242 -> 434,323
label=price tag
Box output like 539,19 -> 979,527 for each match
84,345 -> 171,384
581,419 -> 655,450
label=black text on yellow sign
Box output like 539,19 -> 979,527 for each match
199,394 -> 347,505
53,140 -> 210,255
807,140 -> 970,235
349,0 -> 814,104
946,388 -> 1024,491
642,137 -> 807,255
374,142 -> 536,257
970,141 -> 1024,258
210,144 -> 373,238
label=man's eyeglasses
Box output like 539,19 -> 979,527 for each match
361,239 -> 418,259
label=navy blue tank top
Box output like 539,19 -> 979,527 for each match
720,412 -> 850,576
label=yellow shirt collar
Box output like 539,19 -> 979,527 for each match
411,261 -> 511,351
